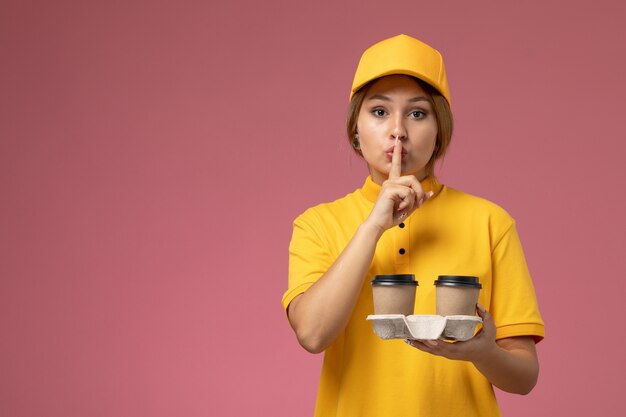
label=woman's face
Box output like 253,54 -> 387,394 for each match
356,75 -> 438,184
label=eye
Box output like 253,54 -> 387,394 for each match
371,108 -> 387,117
410,110 -> 427,119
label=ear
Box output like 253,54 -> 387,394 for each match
352,134 -> 361,150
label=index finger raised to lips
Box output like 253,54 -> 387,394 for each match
389,138 -> 402,179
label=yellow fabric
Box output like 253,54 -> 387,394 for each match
350,34 -> 451,105
282,176 -> 545,417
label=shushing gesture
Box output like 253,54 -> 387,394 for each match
365,138 -> 433,232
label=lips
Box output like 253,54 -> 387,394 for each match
385,146 -> 407,159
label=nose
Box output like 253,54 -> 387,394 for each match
390,114 -> 407,140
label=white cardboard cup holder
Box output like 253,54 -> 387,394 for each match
366,314 -> 482,341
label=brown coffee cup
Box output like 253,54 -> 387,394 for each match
371,274 -> 418,316
434,275 -> 481,316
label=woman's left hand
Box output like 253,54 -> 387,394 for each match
406,304 -> 540,394
406,304 -> 497,363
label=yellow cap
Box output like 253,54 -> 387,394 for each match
350,34 -> 451,105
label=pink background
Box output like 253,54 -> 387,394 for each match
2,0 -> 625,415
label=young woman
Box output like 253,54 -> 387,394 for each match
282,34 -> 544,417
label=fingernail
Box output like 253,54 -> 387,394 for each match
426,340 -> 438,346
427,191 -> 434,198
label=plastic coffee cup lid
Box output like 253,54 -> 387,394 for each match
371,274 -> 418,286
434,275 -> 482,288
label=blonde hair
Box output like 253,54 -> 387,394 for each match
346,77 -> 453,177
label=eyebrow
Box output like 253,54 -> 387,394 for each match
367,94 -> 431,103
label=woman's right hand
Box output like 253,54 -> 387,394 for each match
364,138 -> 433,233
